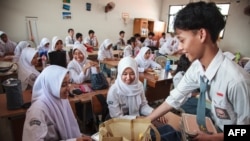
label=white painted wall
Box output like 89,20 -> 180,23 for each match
160,0 -> 250,57
0,0 -> 162,47
0,0 -> 249,56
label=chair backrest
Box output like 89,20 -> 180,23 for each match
91,93 -> 110,132
48,51 -> 67,68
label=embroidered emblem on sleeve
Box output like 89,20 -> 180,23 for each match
214,106 -> 230,120
29,119 -> 41,126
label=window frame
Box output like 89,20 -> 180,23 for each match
167,3 -> 230,39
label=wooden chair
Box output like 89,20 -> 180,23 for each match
69,101 -> 84,132
91,93 -> 108,132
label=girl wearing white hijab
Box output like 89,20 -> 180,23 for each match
49,36 -> 70,63
37,37 -> 50,57
22,65 -> 91,141
12,41 -> 31,63
18,47 -> 40,91
0,31 -> 17,59
107,56 -> 153,119
135,46 -> 161,73
107,57 -> 181,141
67,44 -> 99,84
98,39 -> 118,77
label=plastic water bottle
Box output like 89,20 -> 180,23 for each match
165,59 -> 171,72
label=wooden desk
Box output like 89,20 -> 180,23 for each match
87,50 -> 122,56
101,60 -> 119,68
139,70 -> 173,103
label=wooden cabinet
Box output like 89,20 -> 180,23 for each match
133,18 -> 149,37
133,18 -> 166,46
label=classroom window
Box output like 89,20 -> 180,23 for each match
167,3 -> 230,39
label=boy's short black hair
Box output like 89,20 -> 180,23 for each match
174,1 -> 225,43
76,33 -> 82,39
148,32 -> 155,36
88,30 -> 95,35
119,30 -> 125,35
127,37 -> 136,44
68,28 -> 74,33
134,33 -> 141,38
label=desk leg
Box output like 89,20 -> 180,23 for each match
82,102 -> 87,134
0,118 -> 13,141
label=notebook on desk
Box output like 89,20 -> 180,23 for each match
48,51 -> 67,68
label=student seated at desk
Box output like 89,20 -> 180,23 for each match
107,56 -> 181,141
12,41 -> 31,63
22,65 -> 91,141
158,32 -> 179,56
98,39 -> 118,77
18,47 -> 40,91
123,37 -> 138,58
48,36 -> 70,66
135,46 -> 161,73
83,29 -> 99,51
67,44 -> 99,84
0,31 -> 17,60
37,37 -> 50,59
65,28 -> 75,48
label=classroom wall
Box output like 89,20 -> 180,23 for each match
0,0 -> 249,56
160,0 -> 250,57
0,0 -> 162,47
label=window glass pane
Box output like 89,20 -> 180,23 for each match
167,15 -> 175,33
170,6 -> 183,14
216,4 -> 230,15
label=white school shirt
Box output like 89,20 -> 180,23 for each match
165,49 -> 250,131
65,35 -> 75,48
97,48 -> 113,61
67,60 -> 91,84
123,45 -> 133,57
83,36 -> 97,47
107,82 -> 153,119
244,60 -> 250,73
159,37 -> 167,48
23,100 -> 78,141
159,37 -> 179,55
143,38 -> 156,47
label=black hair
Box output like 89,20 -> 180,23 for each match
148,32 -> 155,36
173,54 -> 191,75
162,32 -> 166,36
174,1 -> 225,43
134,33 -> 141,38
68,28 -> 74,33
76,33 -> 82,39
88,30 -> 95,34
119,30 -> 125,35
127,37 -> 136,45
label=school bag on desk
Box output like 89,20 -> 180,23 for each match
90,67 -> 109,90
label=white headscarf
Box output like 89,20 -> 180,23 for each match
0,31 -> 5,36
18,47 -> 40,91
0,31 -> 6,44
135,46 -> 151,68
13,41 -> 30,63
114,56 -> 144,115
32,65 -> 81,139
69,44 -> 88,73
38,37 -> 50,50
98,39 -> 113,60
50,36 -> 62,52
